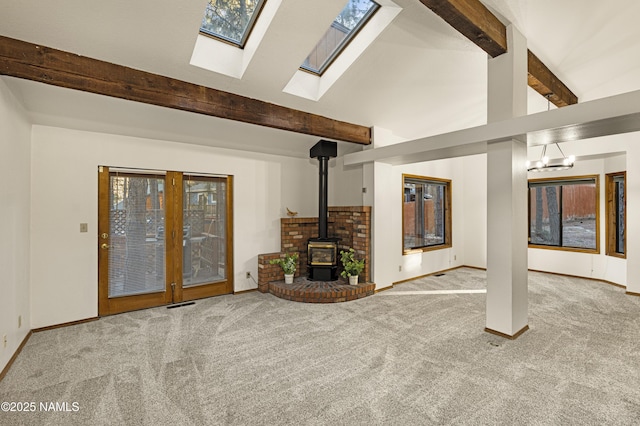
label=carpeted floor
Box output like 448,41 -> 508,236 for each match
1,268 -> 639,425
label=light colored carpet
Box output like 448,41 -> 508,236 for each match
1,268 -> 639,425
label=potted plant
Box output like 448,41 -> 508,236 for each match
340,248 -> 365,285
269,252 -> 298,284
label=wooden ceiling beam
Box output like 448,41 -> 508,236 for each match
527,50 -> 578,107
418,0 -> 507,57
0,35 -> 371,145
418,0 -> 578,107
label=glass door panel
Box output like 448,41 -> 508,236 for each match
98,167 -> 171,316
108,174 -> 166,297
183,176 -> 227,287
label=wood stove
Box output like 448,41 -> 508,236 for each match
308,140 -> 339,281
307,238 -> 339,281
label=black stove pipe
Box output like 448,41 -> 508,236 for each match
318,155 -> 329,239
310,140 -> 337,240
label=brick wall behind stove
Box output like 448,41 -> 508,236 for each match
279,206 -> 371,283
280,217 -> 316,276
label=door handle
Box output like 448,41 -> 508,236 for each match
101,243 -> 110,250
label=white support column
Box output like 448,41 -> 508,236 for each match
485,25 -> 529,337
486,139 -> 529,336
364,126 -> 406,291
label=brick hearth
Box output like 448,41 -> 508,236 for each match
269,276 -> 375,303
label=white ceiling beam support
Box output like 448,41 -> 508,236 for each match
343,89 -> 640,167
487,26 -> 527,122
484,25 -> 529,339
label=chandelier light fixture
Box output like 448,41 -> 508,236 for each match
526,143 -> 576,172
526,94 -> 576,172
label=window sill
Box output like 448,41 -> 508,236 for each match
403,244 -> 451,255
605,251 -> 626,259
528,244 -> 600,255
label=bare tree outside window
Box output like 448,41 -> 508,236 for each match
546,186 -> 560,245
335,0 -> 378,30
200,0 -> 265,47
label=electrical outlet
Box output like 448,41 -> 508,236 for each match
3,335 -> 6,349
454,255 -> 457,261
80,223 -> 88,233
399,265 -> 402,272
18,315 -> 21,328
246,272 -> 251,279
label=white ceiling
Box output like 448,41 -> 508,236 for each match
1,0 -> 639,158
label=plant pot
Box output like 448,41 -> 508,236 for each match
349,275 -> 358,285
284,274 -> 294,284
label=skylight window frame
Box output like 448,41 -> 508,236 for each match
199,0 -> 267,49
300,0 -> 381,76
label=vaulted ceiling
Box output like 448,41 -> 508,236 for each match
1,0 -> 639,158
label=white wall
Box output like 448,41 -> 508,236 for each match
370,156 -> 467,289
0,78 -> 32,372
462,154 -> 487,268
329,156 -> 364,206
29,125 -> 318,328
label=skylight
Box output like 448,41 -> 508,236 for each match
200,0 -> 266,48
301,0 -> 380,75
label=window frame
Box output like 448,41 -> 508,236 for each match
605,171 -> 626,258
527,174 -> 600,254
199,0 -> 267,48
402,174 -> 452,255
300,0 -> 380,75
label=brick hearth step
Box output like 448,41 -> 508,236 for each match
268,277 -> 375,303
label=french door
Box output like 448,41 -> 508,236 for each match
98,167 -> 233,316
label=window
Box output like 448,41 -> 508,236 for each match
200,0 -> 266,47
528,175 -> 599,252
606,172 -> 626,258
301,0 -> 380,74
403,175 -> 451,253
